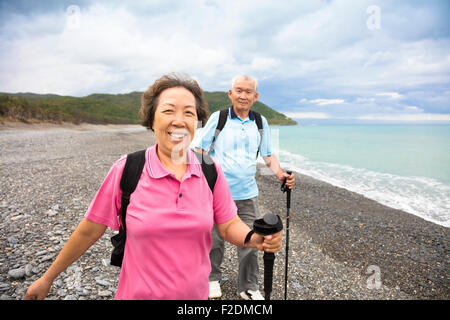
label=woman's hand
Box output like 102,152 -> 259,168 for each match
24,218 -> 106,300
250,231 -> 283,253
217,216 -> 283,253
24,277 -> 52,300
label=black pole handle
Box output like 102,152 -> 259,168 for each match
281,170 -> 292,192
281,170 -> 292,209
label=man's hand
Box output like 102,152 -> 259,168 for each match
278,171 -> 295,189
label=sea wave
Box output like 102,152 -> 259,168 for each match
267,149 -> 450,228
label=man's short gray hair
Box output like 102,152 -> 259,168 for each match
231,75 -> 258,92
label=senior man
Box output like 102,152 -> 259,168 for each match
192,75 -> 295,300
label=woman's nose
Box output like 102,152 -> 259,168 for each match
171,112 -> 186,126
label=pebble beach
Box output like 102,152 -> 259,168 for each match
0,122 -> 448,300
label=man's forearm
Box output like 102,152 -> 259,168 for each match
263,155 -> 283,180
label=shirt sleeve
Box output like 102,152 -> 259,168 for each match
190,111 -> 220,152
84,156 -> 127,231
259,115 -> 272,157
212,160 -> 237,225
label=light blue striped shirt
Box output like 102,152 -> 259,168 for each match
191,107 -> 272,200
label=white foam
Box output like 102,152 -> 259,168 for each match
273,149 -> 450,228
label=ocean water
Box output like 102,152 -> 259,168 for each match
269,125 -> 450,228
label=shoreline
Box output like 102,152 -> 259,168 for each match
0,123 -> 448,300
0,120 -> 144,132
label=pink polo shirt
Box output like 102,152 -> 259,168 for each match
84,144 -> 237,300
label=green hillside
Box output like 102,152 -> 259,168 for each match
0,91 -> 296,125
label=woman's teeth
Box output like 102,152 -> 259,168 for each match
169,132 -> 187,139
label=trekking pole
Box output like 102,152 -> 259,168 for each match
281,170 -> 292,300
253,213 -> 283,300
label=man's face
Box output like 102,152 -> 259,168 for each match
228,78 -> 259,114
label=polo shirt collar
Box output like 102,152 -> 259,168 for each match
147,144 -> 202,179
230,106 -> 255,121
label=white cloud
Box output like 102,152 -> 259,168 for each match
0,2 -> 238,95
375,92 -> 404,99
299,98 -> 345,105
310,98 -> 345,106
355,97 -> 375,103
404,106 -> 424,112
250,57 -> 280,71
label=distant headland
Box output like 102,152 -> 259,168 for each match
0,91 -> 297,126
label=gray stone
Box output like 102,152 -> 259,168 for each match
40,253 -> 55,262
11,215 -> 24,221
98,290 -> 112,297
57,289 -> 67,297
54,279 -> 63,288
0,283 -> 11,291
8,268 -> 25,279
7,236 -> 19,244
24,264 -> 33,277
95,279 -> 111,287
46,209 -> 58,217
36,250 -> 48,256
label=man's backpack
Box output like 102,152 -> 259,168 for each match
207,108 -> 264,158
110,149 -> 218,267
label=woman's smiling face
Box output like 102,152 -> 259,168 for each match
152,86 -> 198,157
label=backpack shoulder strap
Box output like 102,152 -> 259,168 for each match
193,151 -> 217,194
252,111 -> 264,158
208,108 -> 229,155
119,149 -> 146,231
253,110 -> 263,132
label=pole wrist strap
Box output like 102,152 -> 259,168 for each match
244,230 -> 255,245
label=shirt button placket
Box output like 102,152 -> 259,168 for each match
177,183 -> 183,210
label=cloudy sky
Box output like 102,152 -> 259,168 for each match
1,0 -> 449,123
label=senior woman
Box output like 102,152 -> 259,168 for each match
25,74 -> 282,300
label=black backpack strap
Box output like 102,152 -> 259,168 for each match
119,149 -> 146,232
252,111 -> 264,158
208,108 -> 229,155
110,149 -> 146,267
193,151 -> 217,194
